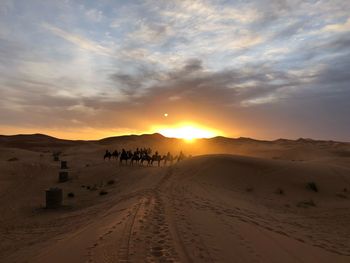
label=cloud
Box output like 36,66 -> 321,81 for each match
0,0 -> 13,15
85,9 -> 103,22
42,23 -> 115,56
127,22 -> 172,44
322,18 -> 350,33
109,58 -> 305,109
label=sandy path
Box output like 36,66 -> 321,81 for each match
24,162 -> 349,263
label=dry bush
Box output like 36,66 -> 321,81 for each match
306,182 -> 318,192
275,188 -> 284,195
99,190 -> 108,196
107,179 -> 115,185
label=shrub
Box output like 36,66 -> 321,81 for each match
306,182 -> 318,192
67,192 -> 75,198
275,188 -> 284,195
99,190 -> 108,196
7,157 -> 18,162
107,179 -> 115,185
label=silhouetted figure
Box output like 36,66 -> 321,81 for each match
164,152 -> 175,165
177,151 -> 186,162
119,149 -> 130,165
112,150 -> 119,159
131,152 -> 141,166
140,152 -> 152,166
104,147 -> 187,167
151,151 -> 164,167
147,147 -> 152,154
104,150 -> 112,160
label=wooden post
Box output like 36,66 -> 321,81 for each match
46,188 -> 63,208
61,161 -> 68,169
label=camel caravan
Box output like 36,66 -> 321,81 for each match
103,147 -> 187,166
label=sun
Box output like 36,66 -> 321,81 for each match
157,124 -> 218,142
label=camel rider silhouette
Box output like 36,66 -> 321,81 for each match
179,151 -> 185,160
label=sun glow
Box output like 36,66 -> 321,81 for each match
157,124 -> 219,141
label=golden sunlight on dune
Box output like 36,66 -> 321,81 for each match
155,123 -> 220,141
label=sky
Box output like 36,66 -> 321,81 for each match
0,0 -> 350,141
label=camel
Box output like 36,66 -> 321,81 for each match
140,153 -> 152,166
104,150 -> 112,161
177,151 -> 186,162
163,152 -> 176,166
151,152 -> 165,167
111,150 -> 120,159
119,150 -> 132,165
131,152 -> 141,166
104,148 -> 187,167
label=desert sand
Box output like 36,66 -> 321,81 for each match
0,134 -> 350,262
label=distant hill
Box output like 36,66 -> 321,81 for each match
98,133 -> 167,145
0,133 -> 86,150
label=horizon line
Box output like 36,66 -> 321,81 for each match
0,132 -> 348,144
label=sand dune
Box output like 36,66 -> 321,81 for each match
2,133 -> 349,160
0,135 -> 350,262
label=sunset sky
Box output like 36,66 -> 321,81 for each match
0,0 -> 350,140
